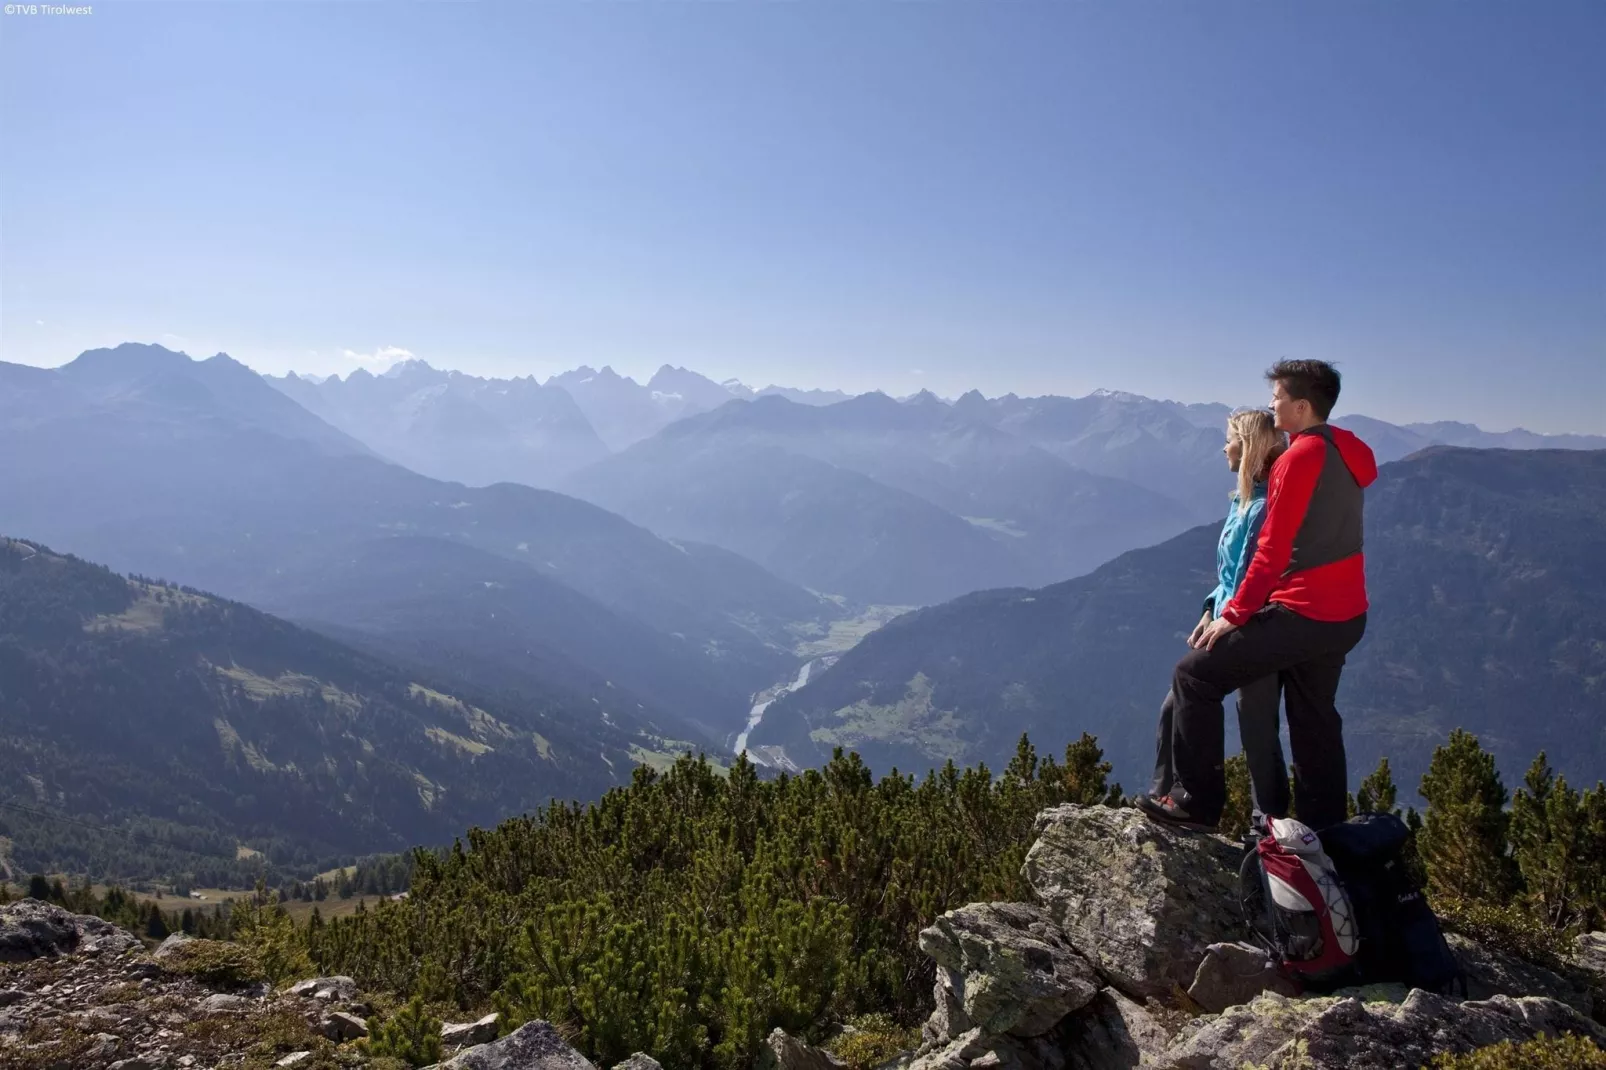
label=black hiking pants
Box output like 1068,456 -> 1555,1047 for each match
1152,675 -> 1286,821
1167,605 -> 1366,832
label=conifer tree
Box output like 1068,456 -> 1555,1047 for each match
1510,754 -> 1606,930
1356,757 -> 1399,814
1418,730 -> 1514,903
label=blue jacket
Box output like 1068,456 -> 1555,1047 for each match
1205,483 -> 1269,620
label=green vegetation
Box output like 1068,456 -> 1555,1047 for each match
364,997 -> 445,1067
1428,1033 -> 1606,1069
160,937 -> 269,987
297,736 -> 1121,1070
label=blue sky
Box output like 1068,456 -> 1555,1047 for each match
3,1 -> 1602,431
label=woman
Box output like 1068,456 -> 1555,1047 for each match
1144,407 -> 1288,832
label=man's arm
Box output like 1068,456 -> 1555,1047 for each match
1220,438 -> 1324,625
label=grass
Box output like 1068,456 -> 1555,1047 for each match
791,604 -> 915,658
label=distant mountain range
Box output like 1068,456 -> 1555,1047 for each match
0,344 -> 846,748
261,352 -> 1604,605
744,447 -> 1606,797
0,537 -> 698,881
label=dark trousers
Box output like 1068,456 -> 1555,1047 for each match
1167,605 -> 1366,832
1151,675 -> 1287,820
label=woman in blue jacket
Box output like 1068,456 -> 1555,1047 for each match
1148,408 -> 1288,830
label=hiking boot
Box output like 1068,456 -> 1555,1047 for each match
1137,793 -> 1219,833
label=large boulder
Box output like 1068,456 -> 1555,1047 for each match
1571,931 -> 1606,982
918,902 -> 1101,1037
1446,933 -> 1594,1019
0,898 -> 141,962
443,1012 -> 502,1048
1055,988 -> 1174,1070
1022,806 -> 1245,998
1185,942 -> 1299,1014
1159,988 -> 1604,1070
440,1020 -> 598,1070
754,1028 -> 846,1070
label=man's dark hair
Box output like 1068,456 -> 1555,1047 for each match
1266,359 -> 1341,421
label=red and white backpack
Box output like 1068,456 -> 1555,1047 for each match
1239,817 -> 1360,990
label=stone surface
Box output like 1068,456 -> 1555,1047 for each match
610,1055 -> 664,1070
919,901 -> 1101,1037
907,1027 -> 988,1070
1022,805 -> 1245,998
0,898 -> 142,962
1571,931 -> 1606,980
1160,988 -> 1605,1070
441,1019 -> 599,1070
153,931 -> 196,961
200,992 -> 253,1014
1186,941 -> 1300,1014
754,1027 -> 847,1070
443,1011 -> 502,1047
1446,933 -> 1593,1018
923,966 -> 974,1046
1056,988 -> 1174,1070
321,1009 -> 369,1041
277,1054 -> 313,1068
287,974 -> 358,1002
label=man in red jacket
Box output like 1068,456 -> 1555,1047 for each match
1139,359 -> 1377,834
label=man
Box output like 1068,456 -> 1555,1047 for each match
1139,359 -> 1377,834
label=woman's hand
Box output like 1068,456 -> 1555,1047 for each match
1187,611 -> 1212,649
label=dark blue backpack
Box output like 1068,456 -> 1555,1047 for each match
1319,813 -> 1465,995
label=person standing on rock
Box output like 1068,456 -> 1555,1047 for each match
1150,407 -> 1287,822
1140,359 -> 1377,834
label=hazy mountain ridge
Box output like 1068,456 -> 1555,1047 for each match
0,537 -> 694,879
746,447 -> 1606,796
0,346 -> 847,743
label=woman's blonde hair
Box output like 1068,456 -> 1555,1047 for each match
1228,408 -> 1287,511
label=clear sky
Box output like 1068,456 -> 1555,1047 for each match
2,2 -> 1602,431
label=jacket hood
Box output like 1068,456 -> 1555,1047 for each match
1314,424 -> 1378,488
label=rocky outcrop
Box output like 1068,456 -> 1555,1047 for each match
1023,806 -> 1243,998
908,804 -> 1606,1070
0,898 -> 142,962
1185,943 -> 1298,1014
443,1011 -> 502,1048
611,1054 -> 665,1070
1446,933 -> 1594,1018
1574,932 -> 1606,980
438,1019 -> 598,1069
918,902 -> 1101,1037
1159,988 -> 1604,1069
754,1027 -> 846,1070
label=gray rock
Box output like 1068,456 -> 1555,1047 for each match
443,1012 -> 502,1047
276,1054 -> 313,1068
610,1055 -> 663,1070
441,1019 -> 598,1070
1186,942 -> 1300,1014
322,1010 -> 369,1041
919,902 -> 1100,1037
0,989 -> 21,1008
1571,931 -> 1606,980
754,1027 -> 846,1070
153,931 -> 197,960
1022,805 -> 1245,998
0,898 -> 142,962
288,974 -> 358,1002
922,966 -> 973,1046
1052,988 -> 1174,1070
110,1060 -> 158,1070
200,993 -> 252,1014
1446,933 -> 1593,1018
123,960 -> 164,980
1159,988 -> 1605,1070
907,1027 -> 988,1070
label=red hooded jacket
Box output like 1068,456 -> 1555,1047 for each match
1221,423 -> 1378,626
